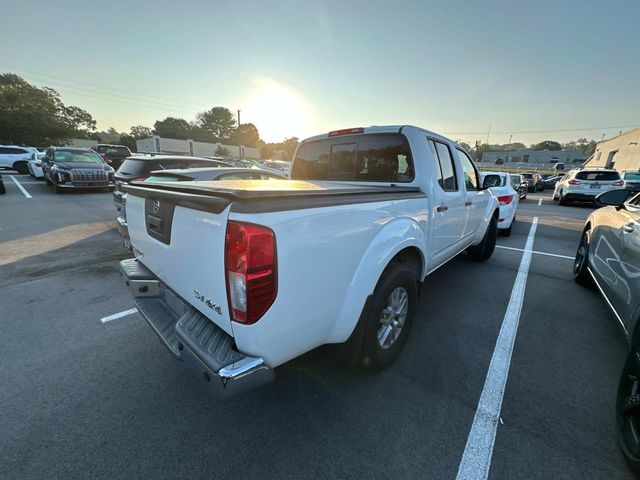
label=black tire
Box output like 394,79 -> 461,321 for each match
45,176 -> 52,186
573,229 -> 594,287
0,176 -> 5,195
356,262 -> 418,370
616,341 -> 640,474
500,223 -> 512,237
467,215 -> 498,261
13,161 -> 29,174
558,190 -> 567,206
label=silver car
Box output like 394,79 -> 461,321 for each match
573,189 -> 640,469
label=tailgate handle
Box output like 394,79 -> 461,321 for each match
147,214 -> 163,232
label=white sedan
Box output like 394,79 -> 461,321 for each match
481,171 -> 519,236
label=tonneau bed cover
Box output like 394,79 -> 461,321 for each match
122,179 -> 425,213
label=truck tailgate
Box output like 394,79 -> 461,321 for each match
125,191 -> 234,335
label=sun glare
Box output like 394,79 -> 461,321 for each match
242,79 -> 309,143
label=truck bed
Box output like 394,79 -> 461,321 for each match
122,179 -> 425,213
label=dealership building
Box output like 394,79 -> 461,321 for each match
480,149 -> 586,167
584,128 -> 640,172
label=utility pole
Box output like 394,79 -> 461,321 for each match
506,134 -> 512,164
237,109 -> 242,159
601,133 -> 606,142
486,124 -> 492,145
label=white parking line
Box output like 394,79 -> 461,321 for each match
9,175 -> 32,198
496,244 -> 573,260
100,308 -> 138,323
456,217 -> 538,480
538,198 -> 542,206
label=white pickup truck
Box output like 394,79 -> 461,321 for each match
120,125 -> 500,394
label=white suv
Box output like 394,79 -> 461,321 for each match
553,168 -> 623,205
0,145 -> 38,174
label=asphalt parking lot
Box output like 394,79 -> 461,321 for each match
0,172 -> 634,479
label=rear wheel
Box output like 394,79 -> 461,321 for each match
616,342 -> 640,474
13,161 -> 28,174
500,223 -> 512,237
0,176 -> 5,195
45,175 -> 52,186
468,215 -> 497,261
573,229 -> 593,287
558,190 -> 567,206
357,263 -> 418,370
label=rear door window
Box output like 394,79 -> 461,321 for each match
428,139 -> 457,191
291,133 -> 413,182
575,171 -> 620,181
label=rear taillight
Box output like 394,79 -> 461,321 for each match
568,179 -> 581,185
328,127 -> 364,137
612,180 -> 624,186
131,177 -> 146,182
35,162 -> 42,167
497,195 -> 513,205
225,221 -> 277,325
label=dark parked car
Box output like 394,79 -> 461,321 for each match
117,167 -> 286,248
572,189 -> 640,470
510,173 -> 528,200
112,155 -> 232,211
521,172 -> 544,192
42,147 -> 114,193
93,144 -> 132,169
543,174 -> 564,189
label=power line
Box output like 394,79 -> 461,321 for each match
444,125 -> 637,136
2,66 -> 207,110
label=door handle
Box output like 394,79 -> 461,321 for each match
436,204 -> 448,213
623,223 -> 635,233
465,201 -> 472,207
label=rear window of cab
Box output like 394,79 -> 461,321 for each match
291,133 -> 414,182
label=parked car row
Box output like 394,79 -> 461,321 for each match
572,188 -> 640,470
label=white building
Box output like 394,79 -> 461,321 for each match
584,128 -> 640,172
136,136 -> 260,160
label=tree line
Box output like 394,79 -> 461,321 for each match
0,74 -> 299,159
1,73 -> 599,161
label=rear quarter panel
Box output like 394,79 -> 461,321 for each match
230,198 -> 428,367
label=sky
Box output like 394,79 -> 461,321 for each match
2,0 -> 639,145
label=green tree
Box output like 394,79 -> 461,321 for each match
531,140 -> 562,151
260,142 -> 275,159
230,123 -> 260,147
0,73 -> 96,145
196,107 -> 236,142
130,125 -> 152,139
215,145 -> 231,156
282,137 -> 299,161
153,117 -> 192,140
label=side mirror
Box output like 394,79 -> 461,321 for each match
482,174 -> 501,189
597,189 -> 631,207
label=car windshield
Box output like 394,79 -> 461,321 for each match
54,150 -> 104,163
575,171 -> 620,181
624,172 -> 640,180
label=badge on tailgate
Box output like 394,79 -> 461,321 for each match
144,198 -> 176,245
193,289 -> 223,315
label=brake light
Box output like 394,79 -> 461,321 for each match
612,180 -> 624,186
225,221 -> 277,325
568,179 -> 581,185
328,127 -> 364,137
497,195 -> 513,205
35,162 -> 42,167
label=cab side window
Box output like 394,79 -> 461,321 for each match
456,149 -> 480,191
428,139 -> 458,191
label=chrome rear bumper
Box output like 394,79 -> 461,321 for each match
119,258 -> 274,396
